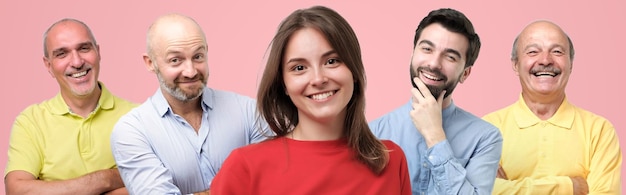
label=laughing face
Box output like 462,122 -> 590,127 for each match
410,23 -> 470,99
282,28 -> 354,125
513,21 -> 572,97
44,21 -> 101,97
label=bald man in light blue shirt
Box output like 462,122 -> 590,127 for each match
110,13 -> 268,194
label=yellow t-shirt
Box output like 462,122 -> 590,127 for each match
5,83 -> 137,181
483,95 -> 622,194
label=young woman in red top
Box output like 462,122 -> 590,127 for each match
210,6 -> 411,194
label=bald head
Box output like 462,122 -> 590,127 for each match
146,13 -> 207,59
511,20 -> 574,62
43,18 -> 97,58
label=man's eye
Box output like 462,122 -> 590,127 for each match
446,55 -> 457,62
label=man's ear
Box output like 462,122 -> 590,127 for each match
96,44 -> 101,56
43,56 -> 54,78
459,67 -> 472,83
143,53 -> 156,73
512,60 -> 520,76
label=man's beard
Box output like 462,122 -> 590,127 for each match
409,65 -> 460,99
155,68 -> 206,102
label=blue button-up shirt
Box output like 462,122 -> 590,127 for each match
369,100 -> 502,194
111,88 -> 269,194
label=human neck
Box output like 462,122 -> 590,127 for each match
522,92 -> 565,120
290,112 -> 345,141
62,87 -> 102,118
442,96 -> 453,109
164,94 -> 203,116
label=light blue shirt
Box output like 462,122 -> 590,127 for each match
111,88 -> 268,194
369,100 -> 502,195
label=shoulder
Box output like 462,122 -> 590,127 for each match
482,103 -> 516,125
16,103 -> 45,118
100,84 -> 139,113
14,96 -> 60,123
239,138 -> 282,151
369,103 -> 411,130
206,88 -> 256,110
226,138 -> 282,162
568,104 -> 615,133
210,88 -> 254,101
111,95 -> 139,110
570,104 -> 611,122
380,140 -> 405,156
454,106 -> 501,134
111,101 -> 157,137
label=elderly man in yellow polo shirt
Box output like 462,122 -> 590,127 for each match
483,20 -> 622,194
4,18 -> 136,195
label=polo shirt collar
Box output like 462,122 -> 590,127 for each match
513,94 -> 574,130
49,82 -> 113,115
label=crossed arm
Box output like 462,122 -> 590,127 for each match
5,169 -> 126,195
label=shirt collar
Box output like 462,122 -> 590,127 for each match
404,98 -> 457,118
49,82 -> 114,115
153,87 -> 214,117
513,94 -> 574,129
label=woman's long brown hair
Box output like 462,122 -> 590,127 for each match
256,5 -> 389,174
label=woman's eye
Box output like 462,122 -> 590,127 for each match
293,65 -> 305,71
325,58 -> 341,65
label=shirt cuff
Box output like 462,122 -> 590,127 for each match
425,140 -> 453,167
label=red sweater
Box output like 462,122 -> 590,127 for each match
211,137 -> 411,194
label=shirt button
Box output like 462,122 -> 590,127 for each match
423,163 -> 428,168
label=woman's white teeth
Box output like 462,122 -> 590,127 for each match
70,71 -> 88,78
311,91 -> 334,100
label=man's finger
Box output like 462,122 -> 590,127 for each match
496,165 -> 508,179
413,77 -> 434,100
437,90 -> 446,105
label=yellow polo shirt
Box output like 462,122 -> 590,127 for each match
483,95 -> 622,194
5,83 -> 136,181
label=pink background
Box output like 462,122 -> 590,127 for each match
1,0 -> 624,192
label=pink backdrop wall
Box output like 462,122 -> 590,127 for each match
1,0 -> 623,192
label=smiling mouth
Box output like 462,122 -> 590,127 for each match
533,71 -> 559,77
308,90 -> 337,100
67,69 -> 90,78
420,70 -> 444,81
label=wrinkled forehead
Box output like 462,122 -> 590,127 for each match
46,21 -> 95,50
519,22 -> 569,49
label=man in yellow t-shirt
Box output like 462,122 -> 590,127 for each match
4,18 -> 136,195
483,20 -> 622,194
